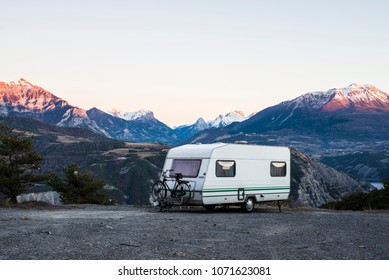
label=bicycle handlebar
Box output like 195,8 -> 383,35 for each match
161,170 -> 184,181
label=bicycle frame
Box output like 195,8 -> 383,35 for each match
162,171 -> 188,196
151,170 -> 192,207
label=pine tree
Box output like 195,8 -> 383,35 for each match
0,124 -> 46,203
383,178 -> 389,190
49,163 -> 113,205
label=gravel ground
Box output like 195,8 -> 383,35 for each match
1,204 -> 389,260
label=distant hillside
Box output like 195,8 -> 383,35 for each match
320,152 -> 389,181
0,116 -> 168,204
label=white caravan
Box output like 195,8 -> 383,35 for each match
158,143 -> 290,212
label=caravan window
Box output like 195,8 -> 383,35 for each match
171,159 -> 201,178
270,161 -> 286,177
216,160 -> 236,177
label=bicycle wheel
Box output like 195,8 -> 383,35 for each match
150,181 -> 167,202
175,182 -> 192,205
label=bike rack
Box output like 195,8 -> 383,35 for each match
158,200 -> 186,212
150,172 -> 195,212
157,189 -> 195,212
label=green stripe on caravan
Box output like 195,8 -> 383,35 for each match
203,186 -> 290,193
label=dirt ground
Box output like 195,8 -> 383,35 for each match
1,204 -> 389,260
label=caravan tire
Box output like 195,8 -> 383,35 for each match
241,197 -> 255,213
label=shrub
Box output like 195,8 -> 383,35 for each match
321,178 -> 389,210
49,163 -> 114,205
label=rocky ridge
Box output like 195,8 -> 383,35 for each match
290,148 -> 374,207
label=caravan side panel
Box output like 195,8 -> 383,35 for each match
202,145 -> 290,205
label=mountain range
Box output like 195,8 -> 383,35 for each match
0,79 -> 249,144
1,78 -> 388,180
189,83 -> 389,152
173,110 -> 248,140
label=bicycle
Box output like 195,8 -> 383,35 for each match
151,170 -> 192,205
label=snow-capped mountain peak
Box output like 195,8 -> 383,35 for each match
209,110 -> 247,128
0,78 -> 64,111
323,83 -> 389,112
284,83 -> 389,113
0,78 -> 108,136
173,110 -> 249,140
286,89 -> 334,111
193,117 -> 209,129
108,108 -> 155,121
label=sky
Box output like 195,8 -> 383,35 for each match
1,0 -> 388,127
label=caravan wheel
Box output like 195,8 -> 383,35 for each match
241,197 -> 255,213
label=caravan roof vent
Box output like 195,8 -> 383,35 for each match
234,141 -> 248,144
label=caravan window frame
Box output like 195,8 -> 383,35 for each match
270,161 -> 287,177
170,159 -> 202,178
215,160 -> 236,177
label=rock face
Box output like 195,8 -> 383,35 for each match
17,191 -> 62,205
290,148 -> 374,207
